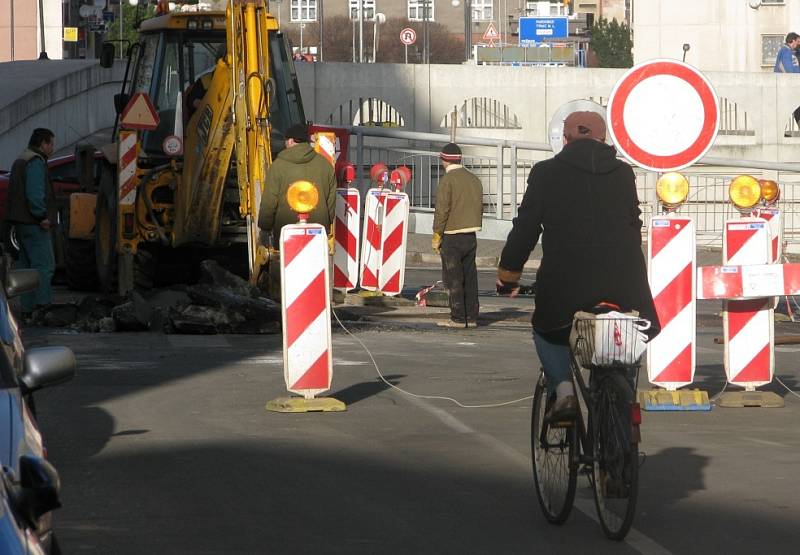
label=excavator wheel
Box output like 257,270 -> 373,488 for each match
95,173 -> 118,294
65,239 -> 99,291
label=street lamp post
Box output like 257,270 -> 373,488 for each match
452,0 -> 473,63
422,0 -> 430,64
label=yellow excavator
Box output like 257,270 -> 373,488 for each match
70,0 -> 307,294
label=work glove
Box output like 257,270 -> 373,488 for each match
432,232 -> 442,254
328,233 -> 335,256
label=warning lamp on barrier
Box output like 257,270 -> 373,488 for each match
758,179 -> 780,205
390,166 -> 412,191
336,161 -> 356,186
729,175 -> 761,212
369,163 -> 390,186
656,172 -> 689,212
286,180 -> 319,220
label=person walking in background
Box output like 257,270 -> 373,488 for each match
774,32 -> 800,73
5,128 -> 57,320
774,32 -> 800,125
432,143 -> 484,328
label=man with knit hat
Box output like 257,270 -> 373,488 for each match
432,143 -> 484,328
496,111 -> 660,421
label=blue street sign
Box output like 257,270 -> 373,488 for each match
518,17 -> 568,44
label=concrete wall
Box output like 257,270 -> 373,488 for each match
0,60 -> 124,168
296,61 -> 800,162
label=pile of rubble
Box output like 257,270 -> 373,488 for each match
28,261 -> 281,334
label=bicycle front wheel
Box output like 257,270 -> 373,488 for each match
531,373 -> 577,524
591,371 -> 639,540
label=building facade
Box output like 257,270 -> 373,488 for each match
633,0 -> 800,72
0,0 -> 63,61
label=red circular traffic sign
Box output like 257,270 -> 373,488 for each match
607,59 -> 719,172
400,28 -> 417,46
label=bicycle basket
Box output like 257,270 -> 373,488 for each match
569,311 -> 651,369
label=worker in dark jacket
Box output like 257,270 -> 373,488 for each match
259,123 -> 337,246
5,128 -> 57,318
432,143 -> 484,328
497,112 -> 659,421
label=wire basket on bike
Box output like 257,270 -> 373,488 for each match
569,313 -> 651,370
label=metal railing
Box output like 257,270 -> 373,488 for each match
341,125 -> 800,250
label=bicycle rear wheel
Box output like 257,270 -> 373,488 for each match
591,371 -> 639,540
531,373 -> 577,524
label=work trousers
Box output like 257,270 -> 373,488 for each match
440,232 -> 479,323
16,224 -> 54,312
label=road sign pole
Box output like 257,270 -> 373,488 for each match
405,44 -> 408,64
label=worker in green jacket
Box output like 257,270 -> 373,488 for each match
5,128 -> 57,319
258,123 -> 336,299
432,143 -> 484,328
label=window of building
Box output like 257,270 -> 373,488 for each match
408,0 -> 434,22
762,34 -> 784,66
472,0 -> 492,21
291,0 -> 317,22
350,0 -> 376,20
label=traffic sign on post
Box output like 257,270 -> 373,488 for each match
607,59 -> 719,172
120,93 -> 160,131
400,27 -> 417,46
482,22 -> 499,46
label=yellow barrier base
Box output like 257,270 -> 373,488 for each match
266,397 -> 347,413
716,391 -> 784,408
638,389 -> 711,411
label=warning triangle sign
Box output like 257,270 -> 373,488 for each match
120,93 -> 160,131
482,22 -> 500,42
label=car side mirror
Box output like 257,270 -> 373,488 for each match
114,93 -> 130,115
21,347 -> 76,393
5,269 -> 39,298
100,42 -> 115,68
15,455 -> 62,527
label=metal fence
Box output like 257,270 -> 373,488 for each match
341,125 -> 800,251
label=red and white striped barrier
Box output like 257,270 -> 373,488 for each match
722,217 -> 774,389
698,262 -> 800,299
753,207 -> 781,263
333,188 -> 361,291
118,130 -> 138,205
360,188 -> 410,296
647,216 -> 696,390
279,223 -> 332,398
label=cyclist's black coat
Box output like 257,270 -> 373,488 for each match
499,138 -> 660,344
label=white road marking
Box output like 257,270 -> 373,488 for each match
397,391 -> 675,555
743,436 -> 788,448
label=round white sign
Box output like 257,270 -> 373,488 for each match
548,99 -> 610,155
162,135 -> 183,157
607,59 -> 719,172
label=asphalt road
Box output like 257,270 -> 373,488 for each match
27,268 -> 800,554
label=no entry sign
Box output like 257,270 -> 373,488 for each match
607,59 -> 719,172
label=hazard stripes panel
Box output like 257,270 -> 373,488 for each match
722,217 -> 773,388
753,207 -> 781,263
333,188 -> 361,291
280,224 -> 333,398
647,217 -> 695,390
118,130 -> 138,205
360,188 -> 410,295
378,192 -> 410,295
698,263 -> 800,299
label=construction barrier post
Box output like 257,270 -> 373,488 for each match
266,216 -> 345,413
642,215 -> 709,411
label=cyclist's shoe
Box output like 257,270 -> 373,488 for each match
437,319 -> 466,328
545,395 -> 577,423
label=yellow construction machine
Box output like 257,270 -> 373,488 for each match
72,0 -> 306,294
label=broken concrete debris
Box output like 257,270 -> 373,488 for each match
26,260 -> 282,334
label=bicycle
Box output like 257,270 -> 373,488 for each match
531,314 -> 646,540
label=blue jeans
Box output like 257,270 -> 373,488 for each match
533,331 -> 572,395
16,223 -> 54,312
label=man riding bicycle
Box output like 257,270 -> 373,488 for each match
496,111 -> 660,422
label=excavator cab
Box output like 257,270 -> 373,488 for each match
119,12 -> 305,162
